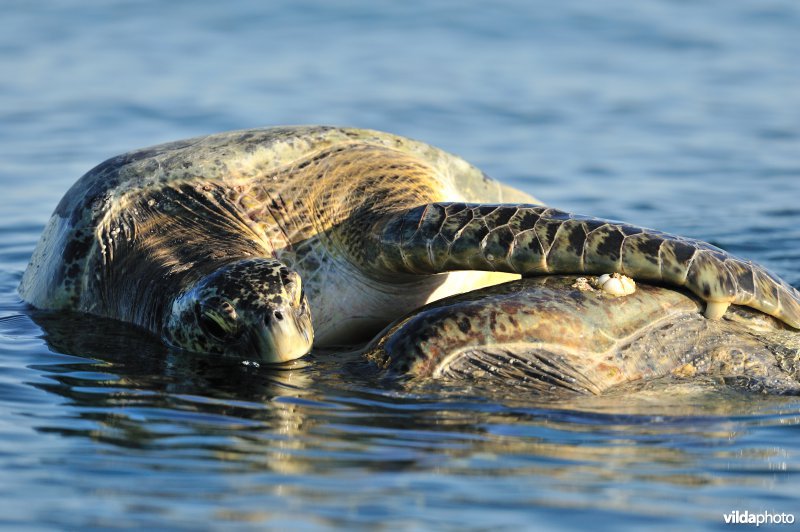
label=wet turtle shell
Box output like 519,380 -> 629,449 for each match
366,276 -> 800,395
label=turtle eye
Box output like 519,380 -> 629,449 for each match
199,312 -> 228,340
195,302 -> 237,341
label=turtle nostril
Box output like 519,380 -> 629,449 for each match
272,310 -> 284,322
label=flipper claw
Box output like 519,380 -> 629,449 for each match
704,301 -> 731,320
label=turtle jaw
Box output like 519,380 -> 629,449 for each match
252,308 -> 314,363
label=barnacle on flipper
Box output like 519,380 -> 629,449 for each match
592,273 -> 636,297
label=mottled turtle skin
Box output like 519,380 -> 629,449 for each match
18,126 -> 800,362
366,277 -> 800,395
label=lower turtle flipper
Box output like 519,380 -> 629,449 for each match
371,203 -> 800,329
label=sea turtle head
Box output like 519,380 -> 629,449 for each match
164,258 -> 313,363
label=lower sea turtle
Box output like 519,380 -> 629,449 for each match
365,276 -> 800,395
18,126 -> 800,362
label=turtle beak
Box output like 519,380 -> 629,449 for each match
251,307 -> 314,363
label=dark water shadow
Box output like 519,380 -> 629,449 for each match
24,311 -> 360,454
28,310 -> 322,400
26,307 -> 800,429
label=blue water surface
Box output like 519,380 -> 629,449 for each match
1,1 -> 799,529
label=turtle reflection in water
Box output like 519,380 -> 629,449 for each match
17,127 -> 800,381
366,276 -> 800,395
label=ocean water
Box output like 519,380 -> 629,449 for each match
1,0 -> 799,529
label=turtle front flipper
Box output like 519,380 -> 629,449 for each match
371,203 -> 800,329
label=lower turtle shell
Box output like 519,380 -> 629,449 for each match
365,277 -> 800,394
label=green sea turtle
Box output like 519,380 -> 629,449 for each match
365,276 -> 800,394
18,126 -> 800,362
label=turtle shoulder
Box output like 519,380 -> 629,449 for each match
324,127 -> 541,204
